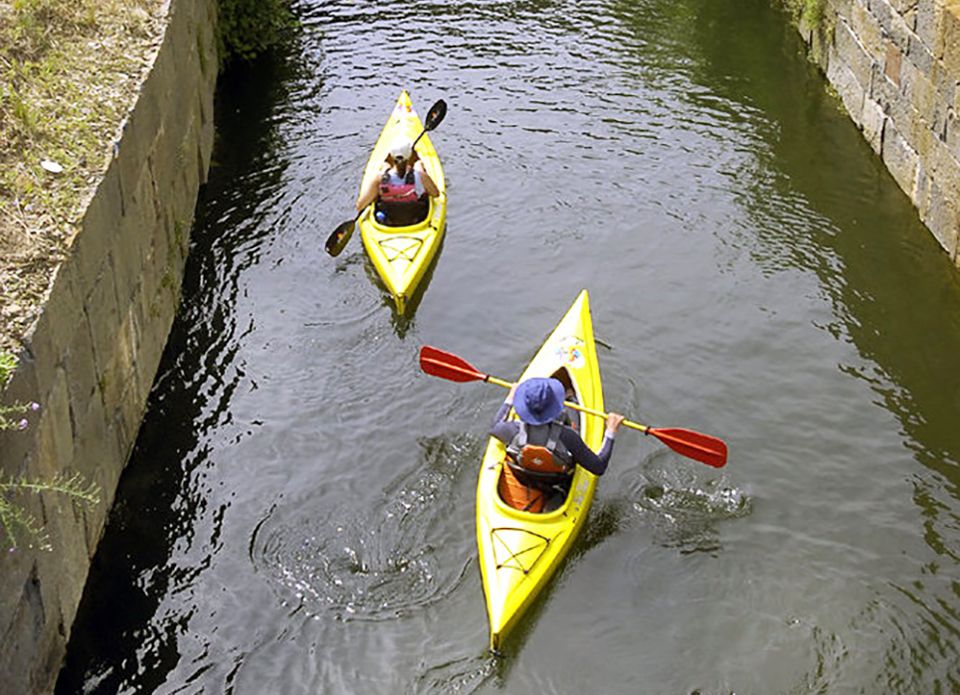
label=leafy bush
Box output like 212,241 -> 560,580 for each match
217,0 -> 295,63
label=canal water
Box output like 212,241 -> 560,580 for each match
58,0 -> 960,692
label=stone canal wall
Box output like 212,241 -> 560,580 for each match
0,0 -> 218,691
791,0 -> 960,266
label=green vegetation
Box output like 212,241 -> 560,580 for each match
0,472 -> 100,550
217,0 -> 295,63
0,0 -> 164,357
787,0 -> 826,28
0,351 -> 15,388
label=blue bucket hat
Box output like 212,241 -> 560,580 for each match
514,377 -> 566,426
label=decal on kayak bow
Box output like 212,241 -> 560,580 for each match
553,335 -> 585,369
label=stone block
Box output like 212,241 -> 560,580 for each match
133,288 -> 169,400
17,329 -> 56,419
34,367 -> 74,479
947,108 -> 959,153
69,380 -> 115,555
906,31 -> 934,73
916,160 -> 933,218
916,0 -> 945,56
829,47 -> 867,123
881,121 -> 920,194
0,561 -> 44,694
852,0 -> 887,61
862,97 -> 887,152
923,178 -> 960,255
900,56 -> 937,123
73,162 -> 123,294
83,259 -> 121,379
888,2 -> 915,50
113,159 -> 158,306
943,3 -> 960,75
21,260 -> 83,395
113,49 -> 164,198
930,137 -> 960,193
98,298 -> 140,421
33,484 -> 89,641
869,0 -> 895,35
888,0 -> 917,14
885,42 -> 903,86
63,316 -> 99,421
836,17 -> 877,89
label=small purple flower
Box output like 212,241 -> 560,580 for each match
17,419 -> 28,430
29,402 -> 40,411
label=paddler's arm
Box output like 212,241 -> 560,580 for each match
560,413 -> 625,475
414,161 -> 440,198
356,174 -> 380,211
490,384 -> 519,443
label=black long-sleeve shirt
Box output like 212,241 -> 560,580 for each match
489,399 -> 616,476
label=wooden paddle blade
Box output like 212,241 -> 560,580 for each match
419,345 -> 486,383
648,427 -> 728,468
325,218 -> 356,257
424,99 -> 447,131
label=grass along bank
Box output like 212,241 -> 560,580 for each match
0,0 -> 166,367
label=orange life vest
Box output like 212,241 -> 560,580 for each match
505,421 -> 573,482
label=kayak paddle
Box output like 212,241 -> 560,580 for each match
419,345 -> 728,468
325,98 -> 448,257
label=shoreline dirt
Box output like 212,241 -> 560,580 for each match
0,0 -> 167,363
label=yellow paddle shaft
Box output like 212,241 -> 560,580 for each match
484,375 -> 650,434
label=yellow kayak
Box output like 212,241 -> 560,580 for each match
358,91 -> 446,314
476,289 -> 605,651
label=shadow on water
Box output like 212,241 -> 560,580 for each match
56,46 -> 303,695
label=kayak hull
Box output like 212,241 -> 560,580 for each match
476,290 -> 605,651
358,91 -> 446,314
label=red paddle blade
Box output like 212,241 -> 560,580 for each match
419,346 -> 486,383
648,427 -> 728,468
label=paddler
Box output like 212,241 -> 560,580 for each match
356,137 -> 439,227
491,377 -> 625,511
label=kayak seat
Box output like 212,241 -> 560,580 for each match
498,461 -> 545,513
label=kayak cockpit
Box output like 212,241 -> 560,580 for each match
497,367 -> 581,514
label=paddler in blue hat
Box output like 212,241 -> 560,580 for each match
490,377 -> 624,510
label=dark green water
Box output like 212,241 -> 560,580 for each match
58,0 -> 960,692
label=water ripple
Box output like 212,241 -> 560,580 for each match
251,436 -> 475,621
631,457 -> 753,555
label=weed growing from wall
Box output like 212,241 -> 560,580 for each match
0,400 -> 100,550
0,473 -> 100,551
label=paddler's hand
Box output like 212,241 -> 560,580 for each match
605,413 -> 625,436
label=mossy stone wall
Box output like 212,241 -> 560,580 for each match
0,0 -> 218,691
793,0 -> 960,265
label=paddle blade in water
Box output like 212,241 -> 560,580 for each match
648,427 -> 728,468
419,345 -> 485,383
325,218 -> 356,257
